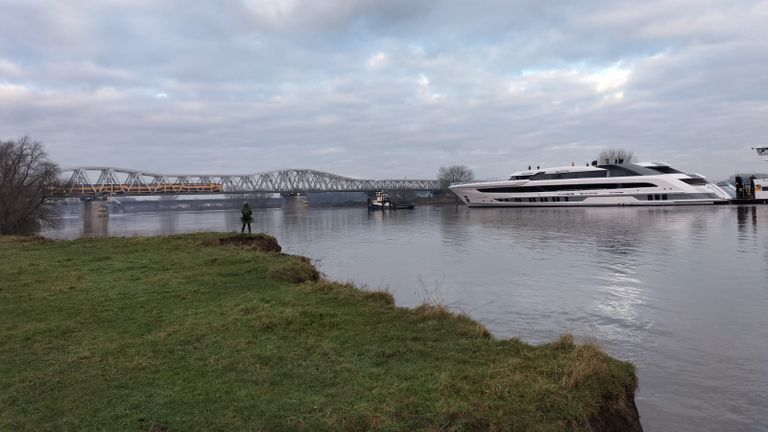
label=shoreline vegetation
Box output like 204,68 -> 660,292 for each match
0,233 -> 641,431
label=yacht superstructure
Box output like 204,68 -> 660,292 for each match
449,162 -> 730,207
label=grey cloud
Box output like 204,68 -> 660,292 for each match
1,0 -> 767,180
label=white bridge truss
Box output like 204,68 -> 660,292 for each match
61,167 -> 441,196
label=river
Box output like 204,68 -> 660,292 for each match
44,204 -> 768,432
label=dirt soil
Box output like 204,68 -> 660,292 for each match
205,234 -> 282,253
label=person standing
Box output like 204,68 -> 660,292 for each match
241,202 -> 253,234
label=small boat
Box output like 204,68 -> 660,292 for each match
368,191 -> 414,210
368,191 -> 391,209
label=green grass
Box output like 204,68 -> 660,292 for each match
0,233 -> 638,431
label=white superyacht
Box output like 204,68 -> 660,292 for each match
449,161 -> 731,207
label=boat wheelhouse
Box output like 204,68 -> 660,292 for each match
449,162 -> 730,207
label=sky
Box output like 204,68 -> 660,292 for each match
1,0 -> 767,180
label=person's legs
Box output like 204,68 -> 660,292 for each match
247,222 -> 251,234
241,222 -> 246,233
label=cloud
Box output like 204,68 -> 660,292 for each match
583,66 -> 631,93
1,1 -> 767,179
0,58 -> 23,77
240,0 -> 432,34
366,51 -> 388,69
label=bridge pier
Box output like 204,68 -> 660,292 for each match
81,196 -> 109,218
81,196 -> 109,238
282,193 -> 308,210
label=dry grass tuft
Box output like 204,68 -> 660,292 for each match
563,343 -> 612,389
551,333 -> 575,349
366,289 -> 395,306
414,303 -> 455,319
414,303 -> 492,339
469,323 -> 493,339
267,256 -> 320,283
305,278 -> 355,294
304,280 -> 396,308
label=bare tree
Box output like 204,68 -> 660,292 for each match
597,148 -> 637,165
0,136 -> 62,235
438,165 -> 475,190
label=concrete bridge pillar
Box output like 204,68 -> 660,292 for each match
81,197 -> 109,238
282,193 -> 307,210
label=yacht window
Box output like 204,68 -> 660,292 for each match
509,175 -> 533,180
477,182 -> 657,193
599,166 -> 642,177
647,195 -> 653,200
662,194 -> 668,200
654,194 -> 661,200
681,178 -> 708,185
530,170 -> 607,180
648,166 -> 683,174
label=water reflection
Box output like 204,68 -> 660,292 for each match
736,205 -> 758,235
159,212 -> 177,234
82,213 -> 109,238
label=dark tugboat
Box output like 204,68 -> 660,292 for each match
368,191 -> 414,210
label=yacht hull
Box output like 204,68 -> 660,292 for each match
449,165 -> 731,207
460,199 -> 719,208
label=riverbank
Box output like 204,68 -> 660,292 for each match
0,233 -> 641,431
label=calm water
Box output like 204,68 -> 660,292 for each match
45,204 -> 768,432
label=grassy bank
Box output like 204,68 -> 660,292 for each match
0,234 -> 639,431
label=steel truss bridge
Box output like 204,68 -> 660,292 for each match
61,167 -> 441,196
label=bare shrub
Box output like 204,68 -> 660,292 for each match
0,136 -> 62,235
437,165 -> 475,189
596,148 -> 637,165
